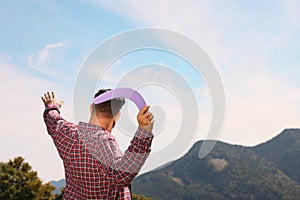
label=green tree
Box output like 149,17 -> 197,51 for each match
0,156 -> 55,200
132,193 -> 152,200
54,187 -> 65,200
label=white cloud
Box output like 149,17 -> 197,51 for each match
89,0 -> 300,147
27,42 -> 66,78
222,59 -> 300,145
284,0 -> 300,25
89,0 -> 227,62
0,56 -> 73,181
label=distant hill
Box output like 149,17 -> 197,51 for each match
132,129 -> 300,199
50,179 -> 65,194
253,129 -> 300,184
51,129 -> 300,199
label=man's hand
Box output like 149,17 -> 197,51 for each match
137,105 -> 154,132
41,91 -> 64,108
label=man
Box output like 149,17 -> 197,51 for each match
42,90 -> 154,199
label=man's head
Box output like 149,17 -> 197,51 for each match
91,89 -> 125,118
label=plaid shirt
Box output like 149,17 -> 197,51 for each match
43,104 -> 153,199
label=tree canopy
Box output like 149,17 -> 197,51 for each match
0,156 -> 55,200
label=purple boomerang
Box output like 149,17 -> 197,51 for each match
93,87 -> 147,110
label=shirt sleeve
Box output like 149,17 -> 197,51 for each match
43,103 -> 77,161
108,127 -> 154,187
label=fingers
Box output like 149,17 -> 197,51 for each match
41,91 -> 63,108
43,92 -> 50,100
140,110 -> 154,124
148,113 -> 155,124
42,91 -> 55,100
139,105 -> 150,115
58,100 -> 64,108
151,118 -> 155,123
137,105 -> 155,130
146,113 -> 155,124
149,113 -> 154,121
139,110 -> 152,121
143,111 -> 152,118
47,91 -> 51,99
52,91 -> 56,99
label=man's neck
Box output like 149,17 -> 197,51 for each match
89,115 -> 114,132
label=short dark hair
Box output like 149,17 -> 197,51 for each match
93,89 -> 125,117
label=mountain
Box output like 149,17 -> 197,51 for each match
50,179 -> 66,194
253,129 -> 300,184
132,129 -> 300,200
50,129 -> 300,199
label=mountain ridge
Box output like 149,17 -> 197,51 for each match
132,129 -> 300,199
252,128 -> 300,184
50,129 -> 300,199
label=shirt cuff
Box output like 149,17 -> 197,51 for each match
44,103 -> 60,114
135,127 -> 154,140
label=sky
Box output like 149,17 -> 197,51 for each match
1,0 -> 300,182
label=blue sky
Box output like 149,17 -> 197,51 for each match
1,0 -> 300,182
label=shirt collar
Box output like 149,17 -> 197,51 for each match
78,121 -> 101,129
78,121 -> 112,134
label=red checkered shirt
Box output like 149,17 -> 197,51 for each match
43,104 -> 154,199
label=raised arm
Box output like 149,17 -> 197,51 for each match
109,105 -> 155,186
42,91 -> 76,160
